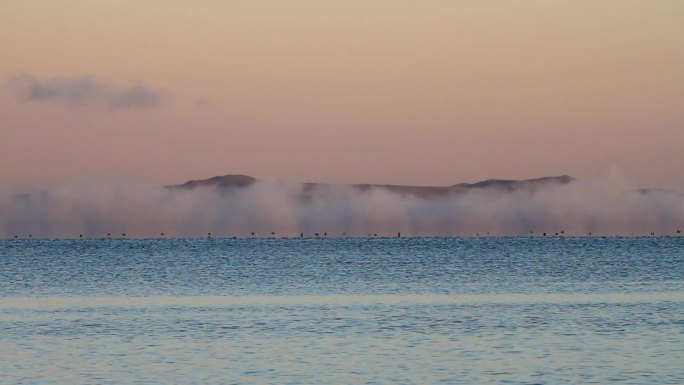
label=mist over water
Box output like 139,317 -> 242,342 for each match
1,172 -> 682,239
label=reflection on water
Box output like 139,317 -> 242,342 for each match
1,237 -> 683,384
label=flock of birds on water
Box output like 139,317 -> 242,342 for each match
5,229 -> 683,240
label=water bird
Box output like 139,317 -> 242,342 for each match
28,234 -> 32,238
300,233 -> 303,238
397,232 -> 401,238
677,229 -> 681,234
543,232 -> 547,236
251,232 -> 255,236
161,233 -> 165,237
122,233 -> 126,238
79,234 -> 83,238
207,233 -> 211,238
315,232 -> 319,237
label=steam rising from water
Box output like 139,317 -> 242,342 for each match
1,173 -> 682,238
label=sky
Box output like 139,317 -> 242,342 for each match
1,1 -> 683,190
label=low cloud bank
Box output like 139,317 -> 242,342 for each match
1,175 -> 682,238
4,73 -> 163,110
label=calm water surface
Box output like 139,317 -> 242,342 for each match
1,237 -> 683,384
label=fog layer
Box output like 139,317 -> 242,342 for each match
1,175 -> 682,238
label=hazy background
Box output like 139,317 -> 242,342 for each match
1,171 -> 683,238
1,1 -> 683,190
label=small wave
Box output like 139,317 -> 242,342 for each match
1,292 -> 683,309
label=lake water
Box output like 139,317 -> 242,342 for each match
1,237 -> 683,384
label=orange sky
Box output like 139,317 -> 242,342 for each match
1,1 -> 683,189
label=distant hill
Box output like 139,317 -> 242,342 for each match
454,175 -> 575,191
168,174 -> 576,199
169,174 -> 257,190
